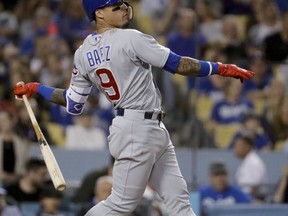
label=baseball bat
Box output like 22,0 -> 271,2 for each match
22,95 -> 66,191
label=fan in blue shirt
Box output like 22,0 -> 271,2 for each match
198,161 -> 252,209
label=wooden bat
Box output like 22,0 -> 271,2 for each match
22,95 -> 66,191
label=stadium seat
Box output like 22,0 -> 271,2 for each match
46,122 -> 66,147
195,95 -> 214,123
252,98 -> 265,115
274,140 -> 285,151
214,124 -> 240,149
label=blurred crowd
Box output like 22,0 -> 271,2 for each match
1,0 -> 288,215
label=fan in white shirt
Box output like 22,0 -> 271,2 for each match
65,110 -> 107,150
234,135 -> 268,197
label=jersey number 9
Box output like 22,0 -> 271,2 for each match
96,68 -> 120,101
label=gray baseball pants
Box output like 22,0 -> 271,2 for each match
85,110 -> 196,216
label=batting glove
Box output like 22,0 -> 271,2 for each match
218,63 -> 255,83
14,81 -> 40,100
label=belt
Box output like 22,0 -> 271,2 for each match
116,108 -> 165,121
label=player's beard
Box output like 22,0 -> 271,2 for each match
122,20 -> 130,28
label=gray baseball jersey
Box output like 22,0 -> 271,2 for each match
67,28 -> 195,216
67,29 -> 170,114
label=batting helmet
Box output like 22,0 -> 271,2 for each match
82,0 -> 120,21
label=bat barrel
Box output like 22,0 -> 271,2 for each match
40,143 -> 66,191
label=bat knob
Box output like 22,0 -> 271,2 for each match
56,184 -> 66,191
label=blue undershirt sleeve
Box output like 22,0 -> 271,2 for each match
163,51 -> 181,74
37,85 -> 55,101
37,85 -> 67,102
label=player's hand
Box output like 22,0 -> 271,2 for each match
217,63 -> 255,83
14,81 -> 40,100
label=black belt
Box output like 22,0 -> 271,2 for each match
116,108 -> 165,121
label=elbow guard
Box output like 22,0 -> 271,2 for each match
66,85 -> 92,115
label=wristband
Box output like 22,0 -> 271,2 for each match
198,61 -> 218,77
37,85 -> 55,101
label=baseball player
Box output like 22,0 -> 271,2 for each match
14,0 -> 255,215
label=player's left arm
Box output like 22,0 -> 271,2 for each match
128,30 -> 254,81
14,48 -> 93,115
164,52 -> 255,82
14,82 -> 92,116
14,82 -> 67,106
50,89 -> 67,106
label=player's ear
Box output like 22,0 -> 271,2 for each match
95,9 -> 104,20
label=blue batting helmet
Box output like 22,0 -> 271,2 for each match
82,0 -> 120,21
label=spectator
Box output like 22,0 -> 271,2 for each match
228,112 -> 271,151
269,97 -> 288,149
242,55 -> 273,101
17,0 -> 48,40
28,30 -> 56,77
196,0 -> 223,45
4,157 -> 49,202
140,0 -> 170,17
65,108 -> 107,150
264,10 -> 288,62
234,135 -> 268,199
273,164 -> 288,203
0,109 -> 30,186
57,0 -> 91,51
15,98 -> 52,144
199,161 -> 252,211
1,42 -> 20,101
196,75 -> 225,103
221,0 -> 254,15
0,187 -> 22,216
77,175 -> 113,216
210,78 -> 254,129
19,5 -> 56,57
36,185 -> 64,216
167,7 -> 207,91
39,54 -> 67,88
248,0 -> 281,47
148,0 -> 181,36
274,0 -> 288,14
77,176 -> 166,216
262,77 -> 285,133
73,157 -> 114,203
0,2 -> 18,44
220,15 -> 247,64
167,8 -> 206,60
165,7 -> 207,145
195,47 -> 227,102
